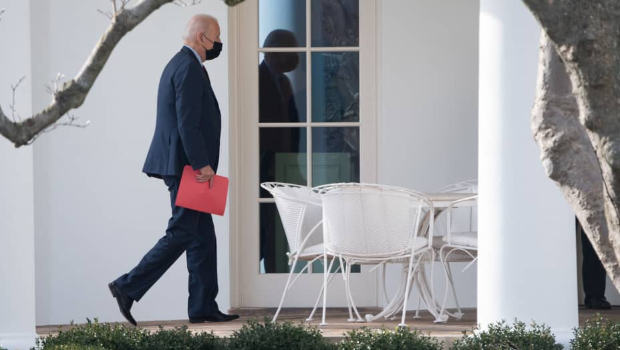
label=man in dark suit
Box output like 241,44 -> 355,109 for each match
258,30 -> 302,273
108,14 -> 238,325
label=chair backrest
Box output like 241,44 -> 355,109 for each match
260,183 -> 323,253
435,180 -> 478,235
317,183 -> 433,258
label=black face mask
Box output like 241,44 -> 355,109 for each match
205,41 -> 223,61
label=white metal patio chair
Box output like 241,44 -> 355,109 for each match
260,182 -> 342,323
431,180 -> 478,320
316,183 -> 435,327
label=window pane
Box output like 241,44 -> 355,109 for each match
311,52 -> 359,122
312,127 -> 359,187
260,128 -> 307,197
259,52 -> 307,123
311,0 -> 359,47
259,0 -> 306,48
260,203 -> 307,274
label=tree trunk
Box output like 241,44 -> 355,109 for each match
524,0 -> 620,292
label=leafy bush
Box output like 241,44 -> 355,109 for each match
39,345 -> 108,350
227,318 -> 334,350
32,319 -> 223,350
33,319 -> 148,350
571,314 -> 620,350
338,326 -> 443,350
144,326 -> 224,350
450,320 -> 563,350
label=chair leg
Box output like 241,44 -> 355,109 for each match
307,258 -> 338,322
445,261 -> 464,319
344,260 -> 363,322
399,252 -> 419,327
438,247 -> 464,321
413,294 -> 422,319
382,264 -> 399,320
438,247 -> 452,322
381,264 -> 389,305
272,254 -> 300,323
338,256 -> 355,322
320,252 -> 329,326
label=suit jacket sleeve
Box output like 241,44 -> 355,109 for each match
174,61 -> 210,171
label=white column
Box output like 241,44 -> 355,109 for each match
478,0 -> 578,346
0,1 -> 37,349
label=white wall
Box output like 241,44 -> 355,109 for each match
378,0 -> 479,309
30,0 -> 230,325
0,1 -> 37,347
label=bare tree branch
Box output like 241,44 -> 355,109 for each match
0,0 -> 181,147
0,8 -> 5,21
0,0 -> 243,147
44,73 -> 66,95
120,0 -> 132,10
97,8 -> 114,20
26,113 -> 91,146
9,76 -> 26,123
174,0 -> 202,6
224,0 -> 245,6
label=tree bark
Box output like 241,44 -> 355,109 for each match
524,0 -> 620,292
532,32 -> 620,291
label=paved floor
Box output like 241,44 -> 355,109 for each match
36,306 -> 620,347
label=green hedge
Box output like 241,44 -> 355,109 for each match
450,320 -> 563,350
571,314 -> 620,350
39,346 -> 107,350
29,316 -> 620,350
339,327 -> 443,350
33,319 -> 224,350
229,318 -> 332,350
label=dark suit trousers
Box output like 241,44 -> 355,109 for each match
114,176 -> 219,318
578,219 -> 607,301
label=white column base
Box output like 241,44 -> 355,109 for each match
551,327 -> 575,349
0,333 -> 38,350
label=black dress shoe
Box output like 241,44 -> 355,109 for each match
108,282 -> 138,326
189,311 -> 240,323
585,296 -> 612,310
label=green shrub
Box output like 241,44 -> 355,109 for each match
144,326 -> 224,350
571,314 -> 620,350
338,326 -> 443,350
32,319 -> 223,350
40,345 -> 108,350
33,319 -> 149,350
227,318 -> 334,350
450,320 -> 563,350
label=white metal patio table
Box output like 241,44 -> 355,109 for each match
364,192 -> 478,323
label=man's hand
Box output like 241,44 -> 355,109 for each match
196,165 -> 215,187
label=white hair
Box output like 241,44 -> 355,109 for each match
183,14 -> 218,43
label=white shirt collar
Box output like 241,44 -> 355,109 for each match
184,45 -> 203,64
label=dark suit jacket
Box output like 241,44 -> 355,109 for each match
143,47 -> 222,178
258,60 -> 299,153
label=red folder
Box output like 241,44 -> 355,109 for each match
175,165 -> 229,216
